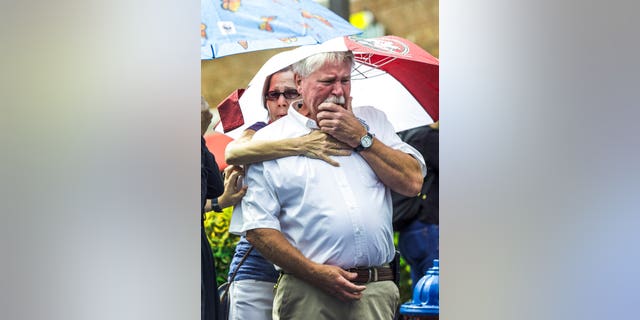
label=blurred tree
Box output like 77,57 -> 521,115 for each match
203,206 -> 239,285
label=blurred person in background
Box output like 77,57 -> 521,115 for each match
201,96 -> 224,320
391,121 -> 439,287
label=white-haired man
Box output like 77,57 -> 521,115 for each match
239,50 -> 426,319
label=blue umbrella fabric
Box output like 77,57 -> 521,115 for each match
201,0 -> 361,59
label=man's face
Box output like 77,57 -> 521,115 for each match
297,60 -> 352,122
265,70 -> 299,123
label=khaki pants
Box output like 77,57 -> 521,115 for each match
273,273 -> 399,320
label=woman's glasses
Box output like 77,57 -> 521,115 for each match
265,89 -> 300,101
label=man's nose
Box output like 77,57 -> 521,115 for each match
331,82 -> 345,96
277,94 -> 288,105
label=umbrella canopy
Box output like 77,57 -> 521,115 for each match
204,131 -> 234,171
347,35 -> 439,122
201,0 -> 362,59
215,35 -> 439,137
350,63 -> 434,132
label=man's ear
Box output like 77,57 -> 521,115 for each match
294,73 -> 302,91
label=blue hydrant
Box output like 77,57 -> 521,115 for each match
399,259 -> 439,319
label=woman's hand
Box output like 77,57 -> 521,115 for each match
298,130 -> 352,167
217,165 -> 248,208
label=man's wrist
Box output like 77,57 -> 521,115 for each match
212,198 -> 224,212
354,132 -> 374,152
353,118 -> 371,150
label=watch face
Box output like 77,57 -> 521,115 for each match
361,134 -> 373,148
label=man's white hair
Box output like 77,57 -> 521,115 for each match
292,51 -> 354,78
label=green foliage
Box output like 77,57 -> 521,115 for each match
203,206 -> 239,286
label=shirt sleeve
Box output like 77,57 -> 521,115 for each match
247,121 -> 268,132
238,161 -> 282,232
398,125 -> 438,171
357,106 -> 427,177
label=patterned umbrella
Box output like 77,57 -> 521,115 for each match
201,0 -> 361,59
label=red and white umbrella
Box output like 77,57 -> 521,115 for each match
216,35 -> 439,138
347,35 -> 439,123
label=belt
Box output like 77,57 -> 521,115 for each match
347,264 -> 394,284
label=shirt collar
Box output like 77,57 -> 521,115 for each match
288,104 -> 318,130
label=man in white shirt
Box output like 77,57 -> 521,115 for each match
239,50 -> 426,319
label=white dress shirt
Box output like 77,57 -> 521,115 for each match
235,105 -> 426,269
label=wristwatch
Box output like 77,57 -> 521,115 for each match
211,198 -> 223,212
354,132 -> 374,152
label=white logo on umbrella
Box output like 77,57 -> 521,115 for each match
352,37 -> 410,56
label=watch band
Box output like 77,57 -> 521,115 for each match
212,198 -> 223,212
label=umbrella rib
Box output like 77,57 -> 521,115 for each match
351,63 -> 388,80
353,52 -> 398,68
351,66 -> 374,80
